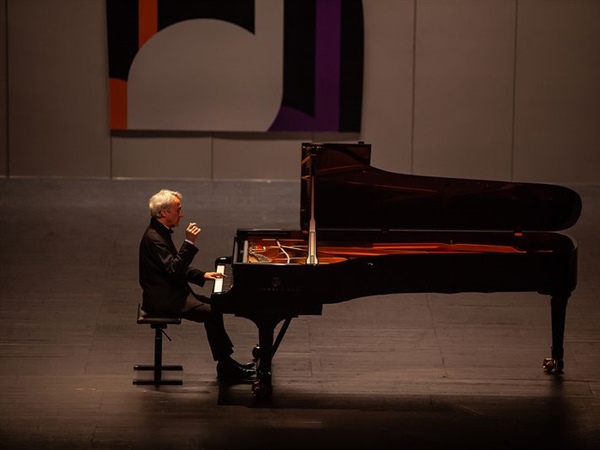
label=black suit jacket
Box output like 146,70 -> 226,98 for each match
139,218 -> 206,314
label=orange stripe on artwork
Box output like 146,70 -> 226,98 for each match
109,78 -> 127,130
139,0 -> 158,48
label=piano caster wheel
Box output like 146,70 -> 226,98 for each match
543,357 -> 564,374
252,372 -> 273,398
252,345 -> 260,361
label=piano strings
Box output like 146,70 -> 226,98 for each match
246,238 -> 527,264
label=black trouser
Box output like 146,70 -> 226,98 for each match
180,295 -> 234,361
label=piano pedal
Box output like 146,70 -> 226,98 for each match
252,344 -> 260,361
542,357 -> 564,374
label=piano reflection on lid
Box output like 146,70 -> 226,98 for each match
212,141 -> 582,398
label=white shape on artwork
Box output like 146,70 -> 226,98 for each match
128,1 -> 283,131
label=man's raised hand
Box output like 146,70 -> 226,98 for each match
185,222 -> 201,244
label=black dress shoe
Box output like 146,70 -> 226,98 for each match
216,360 -> 256,382
232,359 -> 256,370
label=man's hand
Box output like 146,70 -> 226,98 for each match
204,271 -> 225,280
185,222 -> 201,244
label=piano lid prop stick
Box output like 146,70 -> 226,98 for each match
306,156 -> 319,265
307,222 -> 318,265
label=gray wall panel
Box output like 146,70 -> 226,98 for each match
361,0 -> 415,174
7,0 -> 110,177
413,0 -> 516,180
213,138 -> 301,181
0,0 -> 7,177
514,0 -> 600,183
111,137 -> 212,179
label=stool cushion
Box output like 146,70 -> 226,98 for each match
137,304 -> 181,325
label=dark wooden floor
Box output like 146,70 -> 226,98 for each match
1,179 -> 598,450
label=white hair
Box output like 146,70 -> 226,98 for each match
148,189 -> 182,218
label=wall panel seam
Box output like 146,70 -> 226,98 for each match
510,0 -> 519,181
410,0 -> 417,174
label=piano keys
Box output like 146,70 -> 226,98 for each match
212,142 -> 581,398
213,259 -> 233,294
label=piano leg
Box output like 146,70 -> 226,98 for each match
543,295 -> 569,374
250,316 -> 289,398
273,318 -> 293,355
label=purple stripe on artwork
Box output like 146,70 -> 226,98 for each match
269,0 -> 341,131
315,0 -> 340,130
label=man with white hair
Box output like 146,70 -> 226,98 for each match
139,189 -> 255,382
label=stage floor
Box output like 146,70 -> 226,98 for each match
1,179 -> 599,450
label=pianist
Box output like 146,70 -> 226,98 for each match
139,189 -> 255,382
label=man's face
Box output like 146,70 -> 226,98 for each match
161,196 -> 183,228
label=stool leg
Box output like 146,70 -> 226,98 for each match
134,325 -> 183,386
154,326 -> 162,383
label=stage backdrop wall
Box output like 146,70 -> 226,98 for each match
1,0 -> 599,183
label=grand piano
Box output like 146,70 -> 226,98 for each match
212,142 -> 582,397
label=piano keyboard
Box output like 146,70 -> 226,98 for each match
213,262 -> 233,293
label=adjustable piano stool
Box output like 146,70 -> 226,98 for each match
133,304 -> 183,386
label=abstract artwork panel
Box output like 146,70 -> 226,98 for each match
106,0 -> 363,132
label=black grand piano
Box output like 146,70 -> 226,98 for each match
212,142 -> 582,397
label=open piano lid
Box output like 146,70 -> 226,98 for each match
300,142 -> 582,232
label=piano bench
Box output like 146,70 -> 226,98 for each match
133,304 -> 183,386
